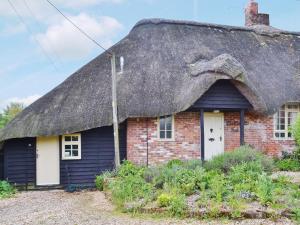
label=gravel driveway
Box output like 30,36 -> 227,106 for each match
0,190 -> 295,225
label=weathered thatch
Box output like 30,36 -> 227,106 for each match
1,18 -> 300,141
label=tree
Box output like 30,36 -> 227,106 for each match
0,103 -> 24,129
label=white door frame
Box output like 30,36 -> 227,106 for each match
36,136 -> 60,186
203,112 -> 224,160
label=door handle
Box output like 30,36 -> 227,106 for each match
220,136 -> 222,142
209,138 -> 215,142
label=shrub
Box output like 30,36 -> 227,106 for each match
109,175 -> 153,207
166,159 -> 184,168
255,174 -> 275,205
0,180 -> 16,198
275,158 -> 300,171
157,193 -> 173,207
204,145 -> 274,173
292,115 -> 300,149
172,168 -> 197,195
117,160 -> 144,178
168,194 -> 187,217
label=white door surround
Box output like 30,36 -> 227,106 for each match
36,136 -> 60,186
204,112 -> 224,160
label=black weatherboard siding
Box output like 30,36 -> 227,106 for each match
60,125 -> 127,187
3,138 -> 36,185
0,150 -> 4,180
191,80 -> 252,110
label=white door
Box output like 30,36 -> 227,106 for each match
36,136 -> 60,185
204,113 -> 224,160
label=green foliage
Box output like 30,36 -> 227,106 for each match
0,102 -> 24,129
0,180 -> 16,199
157,193 -> 173,207
95,171 -> 116,191
292,115 -> 300,149
204,145 -> 274,173
275,158 -> 300,171
117,160 -> 145,178
98,153 -> 299,220
168,194 -> 187,217
255,174 -> 275,205
109,175 -> 153,208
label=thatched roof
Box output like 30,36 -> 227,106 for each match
1,18 -> 300,141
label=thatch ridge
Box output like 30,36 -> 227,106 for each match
0,18 -> 300,141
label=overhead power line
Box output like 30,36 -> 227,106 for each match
23,0 -> 63,67
7,0 -> 59,73
45,0 -> 111,55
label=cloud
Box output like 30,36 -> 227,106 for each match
0,0 -> 126,19
35,14 -> 123,60
0,23 -> 26,36
0,94 -> 41,111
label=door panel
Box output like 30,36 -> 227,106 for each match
36,136 -> 60,185
204,113 -> 224,160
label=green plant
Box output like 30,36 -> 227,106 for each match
157,193 -> 173,207
275,158 -> 300,171
204,145 -> 274,173
168,194 -> 187,217
117,160 -> 145,178
166,159 -> 184,168
109,175 -> 153,207
172,168 -> 197,195
292,115 -> 300,149
0,180 -> 16,198
292,208 -> 300,223
255,174 -> 275,205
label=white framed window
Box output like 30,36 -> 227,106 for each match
62,134 -> 81,160
158,115 -> 174,140
274,103 -> 300,140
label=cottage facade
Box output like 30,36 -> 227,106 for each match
0,1 -> 299,187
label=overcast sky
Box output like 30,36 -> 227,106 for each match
0,0 -> 299,111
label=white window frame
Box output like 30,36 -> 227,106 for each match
62,133 -> 81,160
157,115 -> 175,141
273,103 -> 300,140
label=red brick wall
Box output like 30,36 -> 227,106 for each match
127,112 -> 200,166
224,112 -> 295,156
127,112 -> 295,165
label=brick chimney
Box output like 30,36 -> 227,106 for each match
245,0 -> 270,26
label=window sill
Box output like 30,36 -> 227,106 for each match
157,138 -> 175,142
62,157 -> 81,160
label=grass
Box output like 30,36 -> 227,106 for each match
0,180 -> 16,199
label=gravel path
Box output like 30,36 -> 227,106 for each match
0,190 -> 296,225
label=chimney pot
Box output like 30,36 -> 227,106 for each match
245,0 -> 269,27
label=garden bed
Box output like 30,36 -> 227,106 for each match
96,146 -> 300,223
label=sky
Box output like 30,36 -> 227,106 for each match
0,0 -> 299,111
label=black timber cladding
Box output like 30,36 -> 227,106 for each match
191,80 -> 252,110
3,125 -> 126,187
3,138 -> 36,185
60,125 -> 127,187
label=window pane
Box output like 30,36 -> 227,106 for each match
65,145 -> 71,150
160,117 -> 165,131
275,133 -> 279,138
65,150 -> 71,157
166,118 -> 172,130
160,131 -> 165,139
72,136 -> 78,141
166,131 -> 172,139
72,150 -> 78,157
280,133 -> 285,138
65,136 -> 71,142
72,145 -> 78,149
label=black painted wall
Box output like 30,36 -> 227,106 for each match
60,125 -> 127,187
0,150 -> 4,180
191,80 -> 252,110
3,138 -> 36,185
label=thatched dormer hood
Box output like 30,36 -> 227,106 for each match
1,18 -> 300,141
